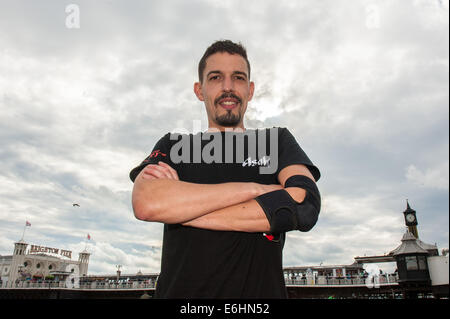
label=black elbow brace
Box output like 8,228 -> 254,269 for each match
255,175 -> 321,233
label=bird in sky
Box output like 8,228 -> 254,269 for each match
73,203 -> 80,207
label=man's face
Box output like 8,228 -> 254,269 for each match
194,52 -> 254,130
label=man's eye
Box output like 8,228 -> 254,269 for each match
209,75 -> 220,80
235,76 -> 245,81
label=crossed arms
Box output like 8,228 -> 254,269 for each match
131,161 -> 315,233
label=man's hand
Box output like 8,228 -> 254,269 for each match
141,161 -> 179,181
140,161 -> 281,196
132,161 -> 274,224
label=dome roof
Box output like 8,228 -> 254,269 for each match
390,232 -> 431,256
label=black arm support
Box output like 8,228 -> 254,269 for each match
255,175 -> 321,233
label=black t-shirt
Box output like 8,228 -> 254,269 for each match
129,127 -> 320,298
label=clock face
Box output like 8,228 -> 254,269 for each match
406,214 -> 416,223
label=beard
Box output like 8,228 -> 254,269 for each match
213,92 -> 243,127
215,110 -> 241,127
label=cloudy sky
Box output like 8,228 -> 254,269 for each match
0,0 -> 448,276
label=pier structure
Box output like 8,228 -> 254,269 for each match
1,201 -> 448,298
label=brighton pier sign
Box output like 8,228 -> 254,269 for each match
29,244 -> 72,259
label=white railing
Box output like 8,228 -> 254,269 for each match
0,280 -> 156,290
80,282 -> 156,290
1,274 -> 398,290
284,274 -> 399,286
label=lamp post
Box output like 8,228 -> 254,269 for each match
116,265 -> 122,285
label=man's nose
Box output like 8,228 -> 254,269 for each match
222,76 -> 234,92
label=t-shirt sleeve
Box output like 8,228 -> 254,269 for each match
129,132 -> 172,182
276,127 -> 321,182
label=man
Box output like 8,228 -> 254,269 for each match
130,40 -> 321,298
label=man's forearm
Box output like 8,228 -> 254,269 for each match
132,170 -> 280,224
182,198 -> 271,233
182,187 -> 306,233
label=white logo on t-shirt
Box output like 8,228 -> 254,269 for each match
242,156 -> 270,168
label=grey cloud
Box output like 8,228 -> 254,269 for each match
0,0 -> 447,275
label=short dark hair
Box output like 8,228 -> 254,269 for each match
198,40 -> 251,83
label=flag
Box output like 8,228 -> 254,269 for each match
87,234 -> 91,240
25,221 -> 31,227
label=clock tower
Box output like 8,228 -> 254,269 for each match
403,200 -> 419,238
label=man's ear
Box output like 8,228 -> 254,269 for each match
248,81 -> 255,102
194,82 -> 204,101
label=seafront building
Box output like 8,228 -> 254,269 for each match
0,240 -> 90,287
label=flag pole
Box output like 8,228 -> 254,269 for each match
20,224 -> 26,241
21,221 -> 30,241
84,234 -> 91,251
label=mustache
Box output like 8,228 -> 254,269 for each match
214,92 -> 242,105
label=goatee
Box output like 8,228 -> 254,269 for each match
216,111 -> 241,127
